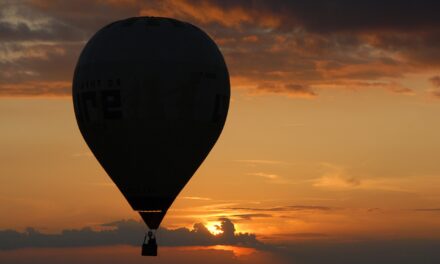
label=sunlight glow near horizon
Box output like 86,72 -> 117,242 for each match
205,221 -> 224,235
3,87 -> 440,241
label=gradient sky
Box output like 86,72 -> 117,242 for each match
2,1 -> 440,263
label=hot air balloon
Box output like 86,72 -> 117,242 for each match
72,17 -> 230,256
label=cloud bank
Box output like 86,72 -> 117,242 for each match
2,219 -> 440,264
0,218 -> 262,250
1,1 -> 440,97
2,216 -> 440,263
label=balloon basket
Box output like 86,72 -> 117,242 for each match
141,230 -> 158,256
142,242 -> 158,256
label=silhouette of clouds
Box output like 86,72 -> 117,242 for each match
3,226 -> 440,264
0,218 -> 263,250
2,217 -> 440,263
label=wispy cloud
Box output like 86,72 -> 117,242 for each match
231,213 -> 272,220
246,172 -> 297,185
312,163 -> 412,192
226,205 -> 333,212
430,76 -> 440,87
234,159 -> 286,165
313,174 -> 361,189
312,163 -> 361,189
246,172 -> 279,180
414,208 -> 440,212
181,196 -> 212,201
429,75 -> 440,98
386,82 -> 414,95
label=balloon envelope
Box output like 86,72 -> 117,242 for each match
72,17 -> 230,229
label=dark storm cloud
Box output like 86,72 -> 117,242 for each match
29,0 -> 143,36
0,0 -> 148,96
158,0 -> 440,94
0,218 -> 263,250
1,0 -> 439,97
182,0 -> 440,32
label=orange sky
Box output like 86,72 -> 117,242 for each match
2,1 -> 440,263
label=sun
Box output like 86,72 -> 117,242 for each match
206,221 -> 223,235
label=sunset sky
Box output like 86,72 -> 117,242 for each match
2,1 -> 440,263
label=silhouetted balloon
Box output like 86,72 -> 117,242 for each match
72,17 -> 229,231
